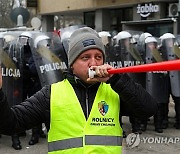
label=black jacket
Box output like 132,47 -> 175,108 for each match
0,71 -> 157,135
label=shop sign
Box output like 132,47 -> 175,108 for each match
137,3 -> 159,17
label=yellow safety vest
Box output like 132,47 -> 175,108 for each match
48,79 -> 123,154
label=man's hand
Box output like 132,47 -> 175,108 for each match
87,64 -> 113,82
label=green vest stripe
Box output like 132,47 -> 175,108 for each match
85,135 -> 122,146
48,137 -> 83,152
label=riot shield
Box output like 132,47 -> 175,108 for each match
0,33 -> 23,107
119,35 -> 146,88
165,36 -> 180,97
32,32 -> 68,87
104,34 -> 123,68
145,38 -> 169,102
0,34 -> 4,47
60,25 -> 86,53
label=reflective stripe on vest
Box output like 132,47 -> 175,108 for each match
85,135 -> 122,146
48,137 -> 83,152
49,79 -> 122,154
49,135 -> 122,152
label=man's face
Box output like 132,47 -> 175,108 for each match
166,39 -> 174,48
72,49 -> 104,83
19,36 -> 29,45
147,42 -> 156,50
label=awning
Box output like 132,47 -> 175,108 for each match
121,18 -> 175,25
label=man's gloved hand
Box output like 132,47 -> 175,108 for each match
87,64 -> 113,83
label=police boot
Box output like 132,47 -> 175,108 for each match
29,127 -> 40,145
154,116 -> 163,133
174,102 -> 180,129
130,117 -> 142,134
154,104 -> 163,133
11,134 -> 22,150
161,103 -> 169,129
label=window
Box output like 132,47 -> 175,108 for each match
84,12 -> 95,29
147,23 -> 173,37
110,8 -> 133,32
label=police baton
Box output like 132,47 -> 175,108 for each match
89,59 -> 180,78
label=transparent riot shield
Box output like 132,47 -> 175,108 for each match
0,35 -> 4,47
120,36 -> 144,66
105,43 -> 123,68
165,36 -> 180,97
145,39 -> 169,102
60,25 -> 86,53
119,36 -> 146,88
32,32 -> 68,87
0,33 -> 23,107
98,32 -> 122,68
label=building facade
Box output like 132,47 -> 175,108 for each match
30,0 -> 179,36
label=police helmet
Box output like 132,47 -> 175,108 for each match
131,36 -> 138,44
145,37 -> 157,44
2,34 -> 16,49
19,31 -> 33,45
61,31 -> 72,42
98,31 -> 111,46
34,35 -> 51,48
131,34 -> 140,44
139,32 -> 152,43
3,34 -> 16,43
98,31 -> 111,38
116,31 -> 131,43
20,31 -> 33,38
160,33 -> 175,40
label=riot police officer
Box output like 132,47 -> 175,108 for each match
98,31 -> 116,67
159,33 -> 180,130
1,33 -> 25,150
20,32 -> 47,145
116,31 -> 146,134
145,36 -> 169,133
174,35 -> 180,129
98,31 -> 126,137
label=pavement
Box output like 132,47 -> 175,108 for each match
0,130 -> 47,154
0,101 -> 180,154
122,101 -> 180,154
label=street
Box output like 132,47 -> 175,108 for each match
0,101 -> 180,154
123,101 -> 180,154
0,130 -> 47,154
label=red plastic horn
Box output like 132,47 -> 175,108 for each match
88,59 -> 180,78
108,59 -> 180,74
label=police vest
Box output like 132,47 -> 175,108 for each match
48,79 -> 123,154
